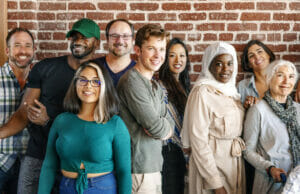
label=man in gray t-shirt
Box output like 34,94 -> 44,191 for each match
117,24 -> 173,194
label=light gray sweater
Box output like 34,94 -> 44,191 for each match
117,68 -> 174,173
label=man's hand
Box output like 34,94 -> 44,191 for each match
25,99 -> 49,126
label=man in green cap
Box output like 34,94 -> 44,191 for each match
0,18 -> 100,194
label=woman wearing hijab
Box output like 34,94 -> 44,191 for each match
181,42 -> 245,194
243,60 -> 300,194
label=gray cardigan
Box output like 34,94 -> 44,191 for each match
117,68 -> 174,173
243,99 -> 300,194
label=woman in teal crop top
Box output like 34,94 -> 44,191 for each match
38,61 -> 131,194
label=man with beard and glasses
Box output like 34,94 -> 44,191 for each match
0,18 -> 100,194
95,19 -> 136,87
0,28 -> 34,194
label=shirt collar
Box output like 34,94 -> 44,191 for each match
3,62 -> 16,78
248,75 -> 256,89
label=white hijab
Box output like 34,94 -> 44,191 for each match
194,42 -> 240,100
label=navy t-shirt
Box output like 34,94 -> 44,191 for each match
94,56 -> 136,87
26,55 -> 75,159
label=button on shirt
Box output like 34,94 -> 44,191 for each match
0,62 -> 29,172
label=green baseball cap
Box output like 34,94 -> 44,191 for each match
66,18 -> 100,40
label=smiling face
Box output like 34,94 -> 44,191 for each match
70,32 -> 98,59
247,44 -> 271,72
6,31 -> 34,69
76,67 -> 101,105
269,65 -> 296,103
107,21 -> 134,57
168,43 -> 187,78
135,36 -> 166,79
209,54 -> 234,83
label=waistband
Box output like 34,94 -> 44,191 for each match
62,171 -> 114,194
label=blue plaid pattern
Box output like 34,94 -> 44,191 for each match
0,62 -> 29,172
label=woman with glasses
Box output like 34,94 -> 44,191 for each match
38,60 -> 131,194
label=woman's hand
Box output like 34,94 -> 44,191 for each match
244,96 -> 258,109
270,167 -> 287,183
182,147 -> 191,155
214,186 -> 227,194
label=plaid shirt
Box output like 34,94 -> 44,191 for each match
0,62 -> 29,172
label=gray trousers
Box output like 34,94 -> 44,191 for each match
17,155 -> 43,194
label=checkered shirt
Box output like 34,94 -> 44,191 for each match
0,62 -> 29,172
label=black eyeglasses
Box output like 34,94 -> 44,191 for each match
109,34 -> 133,40
76,78 -> 101,87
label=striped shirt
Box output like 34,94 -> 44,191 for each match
0,62 -> 29,172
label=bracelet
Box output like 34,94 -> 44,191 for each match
43,118 -> 50,127
267,165 -> 275,177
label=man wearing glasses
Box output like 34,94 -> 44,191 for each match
95,19 -> 136,87
0,18 -> 100,194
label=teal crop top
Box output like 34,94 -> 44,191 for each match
38,112 -> 131,194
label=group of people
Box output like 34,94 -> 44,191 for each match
0,16 -> 299,194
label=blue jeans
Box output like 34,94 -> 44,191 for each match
59,172 -> 117,194
0,158 -> 20,194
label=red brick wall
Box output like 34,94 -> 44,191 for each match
7,0 -> 300,82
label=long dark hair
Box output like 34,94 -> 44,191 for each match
159,38 -> 191,116
63,60 -> 119,123
241,40 -> 275,72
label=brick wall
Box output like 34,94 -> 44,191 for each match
7,0 -> 300,82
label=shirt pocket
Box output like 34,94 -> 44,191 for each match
212,112 -> 226,136
212,110 -> 237,137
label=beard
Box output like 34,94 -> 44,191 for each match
109,43 -> 131,57
70,43 -> 94,59
9,54 -> 33,69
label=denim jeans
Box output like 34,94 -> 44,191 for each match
59,172 -> 117,194
0,158 -> 20,194
17,155 -> 43,194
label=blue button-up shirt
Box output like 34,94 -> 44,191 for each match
237,75 -> 259,104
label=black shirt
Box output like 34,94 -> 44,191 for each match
26,56 -> 75,159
